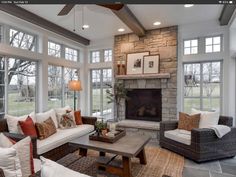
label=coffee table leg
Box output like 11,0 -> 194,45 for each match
79,148 -> 87,156
122,156 -> 132,177
136,149 -> 147,165
99,151 -> 106,156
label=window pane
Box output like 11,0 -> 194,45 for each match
65,47 -> 78,61
213,44 -> 220,52
184,48 -> 190,55
7,58 -> 37,116
184,40 -> 190,47
104,49 -> 112,62
92,88 -> 101,116
91,51 -> 100,63
103,88 -> 112,119
213,36 -> 221,44
206,45 -> 212,53
184,98 -> 200,114
9,29 -> 36,52
48,41 -> 61,58
191,40 -> 198,47
48,65 -> 62,109
191,47 -> 198,54
205,37 -> 212,45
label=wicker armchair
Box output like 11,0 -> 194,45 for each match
160,116 -> 236,162
0,116 -> 97,161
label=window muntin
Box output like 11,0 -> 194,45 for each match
205,36 -> 221,53
183,61 -> 222,113
64,67 -> 79,108
7,58 -> 37,116
48,41 -> 61,58
9,28 -> 37,52
104,49 -> 112,62
91,51 -> 100,63
184,39 -> 198,55
65,47 -> 78,62
48,65 -> 62,109
91,68 -> 112,119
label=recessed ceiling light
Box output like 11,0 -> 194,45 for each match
82,24 -> 89,29
118,28 -> 125,32
153,21 -> 161,26
184,4 -> 194,8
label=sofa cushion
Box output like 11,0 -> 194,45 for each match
18,116 -> 37,137
35,117 -> 57,140
164,129 -> 191,145
178,112 -> 200,131
36,109 -> 58,129
54,106 -> 71,115
37,124 -> 94,155
5,112 -> 36,134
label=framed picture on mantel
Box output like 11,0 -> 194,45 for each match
143,55 -> 160,74
126,51 -> 149,75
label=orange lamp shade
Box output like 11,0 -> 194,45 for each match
68,80 -> 82,91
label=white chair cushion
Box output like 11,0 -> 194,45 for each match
5,112 -> 36,134
40,156 -> 90,177
37,124 -> 94,155
0,133 -> 13,148
164,129 -> 191,145
36,109 -> 58,129
0,147 -> 22,177
191,108 -> 219,128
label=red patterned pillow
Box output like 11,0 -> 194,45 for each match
18,116 -> 37,137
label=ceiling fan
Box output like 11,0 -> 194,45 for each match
58,4 -> 124,16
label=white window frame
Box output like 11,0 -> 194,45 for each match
204,35 -> 222,53
65,46 -> 79,62
183,60 -> 223,113
48,41 -> 62,58
184,38 -> 198,55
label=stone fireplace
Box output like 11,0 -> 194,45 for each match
114,26 -> 178,122
126,89 -> 162,122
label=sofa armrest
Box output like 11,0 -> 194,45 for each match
191,127 -> 236,144
0,168 -> 4,177
0,119 -> 8,132
82,116 -> 97,126
218,116 -> 233,127
160,121 -> 178,138
3,132 -> 38,158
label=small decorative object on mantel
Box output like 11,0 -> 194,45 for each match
117,60 -> 126,75
126,51 -> 150,75
143,55 -> 160,74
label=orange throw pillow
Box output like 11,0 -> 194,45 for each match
18,116 -> 37,137
74,110 -> 83,125
178,112 -> 201,131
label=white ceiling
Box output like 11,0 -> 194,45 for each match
20,4 -> 223,42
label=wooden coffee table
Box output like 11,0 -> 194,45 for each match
69,134 -> 150,177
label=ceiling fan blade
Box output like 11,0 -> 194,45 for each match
58,4 -> 75,16
98,4 -> 124,11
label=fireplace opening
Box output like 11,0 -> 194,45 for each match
125,89 -> 162,122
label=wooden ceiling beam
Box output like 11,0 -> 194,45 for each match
112,5 -> 146,37
219,4 -> 236,26
0,5 -> 90,46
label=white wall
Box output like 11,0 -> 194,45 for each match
177,20 -> 236,124
0,11 -> 87,114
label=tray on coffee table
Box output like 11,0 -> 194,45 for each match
89,129 -> 126,143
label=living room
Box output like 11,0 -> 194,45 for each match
0,2 -> 236,177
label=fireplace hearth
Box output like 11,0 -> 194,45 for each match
125,89 -> 162,122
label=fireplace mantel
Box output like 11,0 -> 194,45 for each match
116,73 -> 170,80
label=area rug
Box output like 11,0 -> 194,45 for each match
57,147 -> 184,177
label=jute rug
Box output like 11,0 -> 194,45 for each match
57,147 -> 184,177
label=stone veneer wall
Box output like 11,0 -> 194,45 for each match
114,26 -> 178,121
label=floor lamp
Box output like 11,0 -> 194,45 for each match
68,80 -> 82,110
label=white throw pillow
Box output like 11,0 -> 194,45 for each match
191,108 -> 220,128
0,147 -> 22,177
40,157 -> 90,177
0,133 -> 13,148
5,112 -> 36,134
36,109 -> 58,128
12,136 -> 32,177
